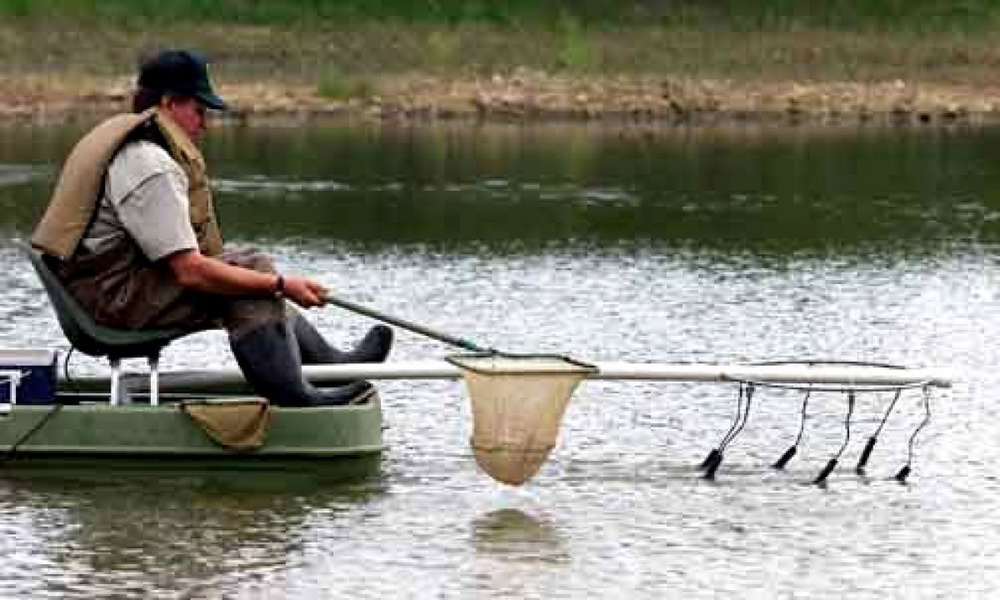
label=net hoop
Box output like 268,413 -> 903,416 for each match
446,353 -> 598,376
446,352 -> 597,486
731,359 -> 933,393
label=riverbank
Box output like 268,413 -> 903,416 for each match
3,18 -> 1000,126
6,72 -> 998,126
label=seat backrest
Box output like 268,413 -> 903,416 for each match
16,240 -> 189,358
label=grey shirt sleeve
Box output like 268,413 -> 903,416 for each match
105,141 -> 199,262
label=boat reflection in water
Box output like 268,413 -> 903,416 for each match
0,473 -> 385,596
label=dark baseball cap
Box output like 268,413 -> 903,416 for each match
137,49 -> 227,110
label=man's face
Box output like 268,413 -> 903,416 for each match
162,96 -> 207,140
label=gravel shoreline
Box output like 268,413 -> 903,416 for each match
3,71 -> 1000,126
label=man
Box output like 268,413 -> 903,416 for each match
31,49 -> 391,406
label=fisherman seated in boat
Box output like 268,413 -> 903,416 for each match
30,49 -> 392,406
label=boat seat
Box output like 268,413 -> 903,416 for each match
17,241 -> 193,406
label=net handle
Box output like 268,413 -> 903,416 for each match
324,293 -> 495,353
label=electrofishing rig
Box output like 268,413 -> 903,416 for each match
114,290 -> 955,488
698,360 -> 938,485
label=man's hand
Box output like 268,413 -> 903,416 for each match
282,276 -> 328,308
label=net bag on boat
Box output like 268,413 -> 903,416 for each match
181,399 -> 272,451
446,353 -> 597,486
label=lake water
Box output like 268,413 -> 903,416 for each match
0,120 -> 997,598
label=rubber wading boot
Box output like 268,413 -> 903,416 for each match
231,320 -> 375,407
289,314 -> 393,365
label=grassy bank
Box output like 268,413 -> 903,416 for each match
2,2 -> 1000,123
4,1 -> 1000,30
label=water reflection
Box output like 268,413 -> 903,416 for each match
0,474 -> 384,597
472,508 -> 569,564
2,122 -> 1000,254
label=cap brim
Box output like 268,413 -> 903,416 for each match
195,90 -> 227,111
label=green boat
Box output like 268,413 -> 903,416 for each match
0,394 -> 384,479
0,355 -> 385,479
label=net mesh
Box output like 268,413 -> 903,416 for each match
447,354 -> 596,486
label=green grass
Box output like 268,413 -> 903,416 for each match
316,70 -> 374,101
2,1 -> 1000,92
4,19 -> 1000,87
2,1 -> 1000,32
555,13 -> 596,72
0,0 -> 601,25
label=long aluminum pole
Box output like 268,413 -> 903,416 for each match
89,360 -> 954,392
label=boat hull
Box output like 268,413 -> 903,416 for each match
0,395 -> 385,480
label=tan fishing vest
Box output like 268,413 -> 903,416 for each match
31,108 -> 224,260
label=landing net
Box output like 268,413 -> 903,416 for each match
446,353 -> 597,486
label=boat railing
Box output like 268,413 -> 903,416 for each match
0,369 -> 24,415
